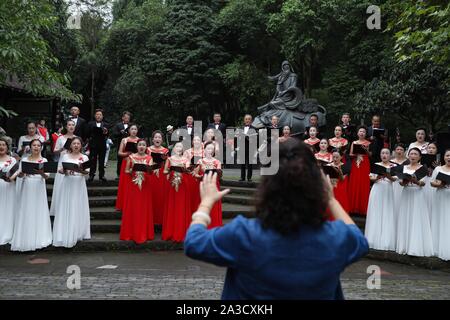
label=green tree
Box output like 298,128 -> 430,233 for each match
355,61 -> 449,133
0,0 -> 79,101
389,0 -> 450,68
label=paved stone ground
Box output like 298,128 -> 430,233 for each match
0,251 -> 448,300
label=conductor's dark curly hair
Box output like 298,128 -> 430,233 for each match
255,139 -> 328,235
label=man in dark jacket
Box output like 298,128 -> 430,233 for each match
87,109 -> 110,182
112,111 -> 131,179
69,106 -> 87,141
236,114 -> 258,182
206,113 -> 227,138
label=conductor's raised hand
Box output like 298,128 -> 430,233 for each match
199,172 -> 230,210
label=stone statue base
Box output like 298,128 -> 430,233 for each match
253,98 -> 326,135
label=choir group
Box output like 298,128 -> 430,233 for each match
301,123 -> 450,261
0,120 -> 225,251
0,111 -> 449,261
116,130 -> 223,244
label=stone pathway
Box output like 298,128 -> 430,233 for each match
0,252 -> 448,300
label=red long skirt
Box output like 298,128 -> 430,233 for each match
334,176 -> 350,213
120,173 -> 154,243
185,173 -> 201,215
208,180 -> 223,229
115,158 -> 131,211
148,166 -> 169,225
347,155 -> 371,215
162,172 -> 192,242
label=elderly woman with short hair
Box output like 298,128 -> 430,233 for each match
185,139 -> 368,300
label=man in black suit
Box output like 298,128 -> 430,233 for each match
87,109 -> 110,182
112,111 -> 131,179
340,112 -> 357,143
69,106 -> 87,141
206,113 -> 227,137
303,114 -> 325,140
367,114 -> 387,163
180,115 -> 196,137
236,114 -> 258,182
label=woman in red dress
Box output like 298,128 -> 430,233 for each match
147,130 -> 169,226
315,138 -> 333,163
304,126 -> 320,153
329,125 -> 349,162
162,142 -> 192,242
120,139 -> 154,243
203,129 -> 221,157
115,124 -> 139,211
183,135 -> 204,211
193,141 -> 223,229
347,126 -> 372,216
330,149 -> 350,213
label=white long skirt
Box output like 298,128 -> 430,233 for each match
433,187 -> 450,260
10,176 -> 52,252
49,173 -> 64,217
423,176 -> 436,220
365,179 -> 396,251
0,179 -> 16,245
392,180 -> 403,224
396,185 -> 434,257
49,151 -> 67,216
52,175 -> 91,248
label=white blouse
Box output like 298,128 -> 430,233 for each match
58,153 -> 90,176
407,142 -> 429,155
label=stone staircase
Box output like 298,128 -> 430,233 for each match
1,178 -> 370,253
30,179 -> 257,252
4,177 -> 450,272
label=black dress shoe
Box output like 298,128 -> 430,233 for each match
100,177 -> 107,183
247,179 -> 252,182
239,179 -> 245,182
88,176 -> 94,183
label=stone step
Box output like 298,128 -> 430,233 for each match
222,194 -> 254,206
90,219 -> 234,234
47,185 -> 254,198
46,178 -> 258,189
88,204 -> 255,221
47,185 -> 118,197
221,180 -> 259,188
221,186 -> 255,196
0,233 -> 183,253
46,177 -> 119,187
48,192 -> 254,208
48,196 -> 117,208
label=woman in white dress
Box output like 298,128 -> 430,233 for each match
17,121 -> 44,158
390,143 -> 408,220
52,137 -> 91,248
0,138 -> 17,245
424,142 -> 440,214
396,147 -> 434,257
407,128 -> 429,156
430,149 -> 450,260
50,120 -> 77,216
365,148 -> 397,251
9,139 -> 52,252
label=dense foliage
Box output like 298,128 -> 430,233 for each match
1,0 -> 448,139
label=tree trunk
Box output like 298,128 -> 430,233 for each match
90,70 -> 95,117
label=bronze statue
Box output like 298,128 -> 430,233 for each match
253,61 -> 326,135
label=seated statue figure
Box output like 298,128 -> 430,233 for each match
253,60 -> 326,135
